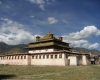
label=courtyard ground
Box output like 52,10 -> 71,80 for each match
0,65 -> 100,80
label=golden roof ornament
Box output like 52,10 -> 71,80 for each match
36,31 -> 63,42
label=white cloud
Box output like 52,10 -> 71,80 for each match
82,43 -> 99,49
47,17 -> 58,24
30,15 -> 34,18
64,25 -> 99,40
26,0 -> 35,3
88,43 -> 99,49
62,20 -> 69,24
39,5 -> 45,10
27,0 -> 55,4
27,0 -> 45,4
26,0 -> 55,10
35,0 -> 45,4
62,26 -> 100,49
0,1 -> 2,4
27,0 -> 45,10
27,0 -> 46,10
95,30 -> 100,36
0,18 -> 40,45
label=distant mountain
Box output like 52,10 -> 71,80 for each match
0,42 -> 8,54
0,42 -> 28,55
7,48 -> 25,54
74,47 -> 100,55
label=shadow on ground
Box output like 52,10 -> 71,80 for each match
0,74 -> 16,80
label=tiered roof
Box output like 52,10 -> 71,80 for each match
28,31 -> 71,49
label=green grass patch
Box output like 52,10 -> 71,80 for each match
0,65 -> 100,80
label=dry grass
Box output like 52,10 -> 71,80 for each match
0,65 -> 100,80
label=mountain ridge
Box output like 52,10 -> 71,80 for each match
0,42 -> 28,54
73,47 -> 100,55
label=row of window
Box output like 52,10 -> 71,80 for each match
0,56 -> 26,60
0,54 -> 63,60
32,54 -> 62,59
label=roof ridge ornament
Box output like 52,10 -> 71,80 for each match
36,31 -> 63,42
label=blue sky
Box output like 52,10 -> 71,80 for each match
0,0 -> 100,50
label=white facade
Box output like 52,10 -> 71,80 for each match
31,53 -> 67,66
68,56 -> 78,66
0,52 -> 68,66
0,55 -> 29,65
82,55 -> 88,65
29,48 -> 56,53
0,52 -> 90,66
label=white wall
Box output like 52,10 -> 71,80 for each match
29,48 -> 54,53
0,57 -> 6,64
0,55 -> 29,65
0,53 -> 66,66
0,54 -> 90,66
31,53 -> 66,66
82,55 -> 87,65
68,56 -> 77,66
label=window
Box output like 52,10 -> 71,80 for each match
18,56 -> 19,59
43,55 -> 45,59
36,55 -> 38,59
10,56 -> 11,59
51,55 -> 53,59
47,55 -> 49,59
32,56 -> 34,59
15,56 -> 16,59
55,55 -> 57,59
24,56 -> 26,59
59,54 -> 62,58
9,57 -> 11,60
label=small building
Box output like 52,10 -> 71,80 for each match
0,31 -> 90,66
90,54 -> 99,64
